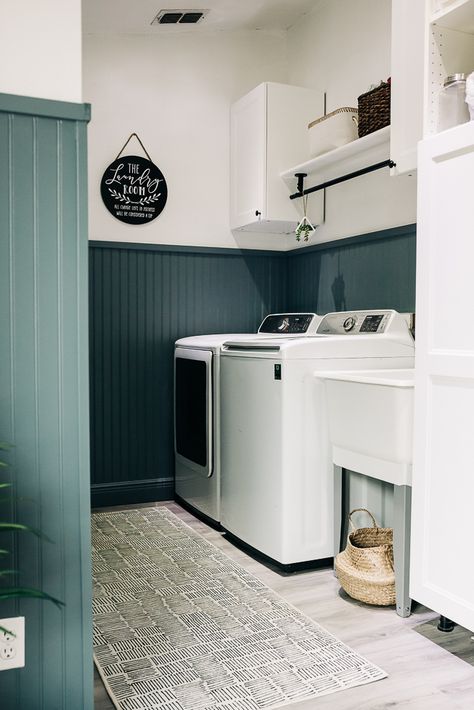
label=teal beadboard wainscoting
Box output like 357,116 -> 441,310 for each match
89,224 -> 416,521
287,224 -> 416,314
0,94 -> 93,710
89,244 -> 288,506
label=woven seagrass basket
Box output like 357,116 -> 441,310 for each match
335,508 -> 395,606
357,81 -> 391,137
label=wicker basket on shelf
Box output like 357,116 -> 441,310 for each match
357,80 -> 391,137
335,508 -> 395,606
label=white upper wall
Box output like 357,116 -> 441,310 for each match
83,31 -> 289,249
84,0 -> 417,250
287,0 -> 417,246
0,0 -> 82,103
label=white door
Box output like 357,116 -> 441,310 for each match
411,122 -> 474,630
390,0 -> 425,175
230,84 -> 266,230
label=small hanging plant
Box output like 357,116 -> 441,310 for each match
295,216 -> 315,242
295,194 -> 315,242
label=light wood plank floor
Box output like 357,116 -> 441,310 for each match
94,501 -> 474,709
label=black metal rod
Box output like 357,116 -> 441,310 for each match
289,159 -> 396,200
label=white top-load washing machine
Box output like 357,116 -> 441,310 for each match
174,313 -> 322,525
219,309 -> 415,571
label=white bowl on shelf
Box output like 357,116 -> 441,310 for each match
308,107 -> 359,158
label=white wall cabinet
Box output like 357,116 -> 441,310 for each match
411,121 -> 474,631
230,82 -> 324,233
390,0 -> 425,175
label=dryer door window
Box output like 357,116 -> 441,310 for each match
174,348 -> 213,477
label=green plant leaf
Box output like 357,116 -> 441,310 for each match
0,483 -> 12,489
0,523 -> 53,542
0,523 -> 40,535
0,570 -> 16,576
0,549 -> 9,556
0,587 -> 64,607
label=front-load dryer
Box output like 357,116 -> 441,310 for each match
219,309 -> 415,570
174,313 -> 322,526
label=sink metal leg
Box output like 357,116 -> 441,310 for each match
333,465 -> 343,574
393,484 -> 412,618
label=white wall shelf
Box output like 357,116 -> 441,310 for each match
280,126 -> 391,197
431,0 -> 474,34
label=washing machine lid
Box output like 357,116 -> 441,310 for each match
175,333 -> 262,350
175,313 -> 323,349
221,310 -> 415,359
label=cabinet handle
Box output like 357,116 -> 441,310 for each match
255,210 -> 261,217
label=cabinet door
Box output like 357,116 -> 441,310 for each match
230,84 -> 266,230
411,123 -> 474,630
390,0 -> 425,175
266,83 -> 324,227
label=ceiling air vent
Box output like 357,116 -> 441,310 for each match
151,9 -> 208,25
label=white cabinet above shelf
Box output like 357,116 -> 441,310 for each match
230,82 -> 324,234
280,126 -> 392,196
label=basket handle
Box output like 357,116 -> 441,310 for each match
348,508 -> 378,532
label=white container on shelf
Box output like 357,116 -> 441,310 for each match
465,71 -> 474,119
308,107 -> 358,158
438,74 -> 470,131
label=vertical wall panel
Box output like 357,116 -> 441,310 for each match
89,244 -> 288,505
0,96 -> 92,710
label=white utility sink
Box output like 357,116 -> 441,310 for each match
321,369 -> 414,486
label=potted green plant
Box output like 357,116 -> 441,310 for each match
0,443 -> 63,635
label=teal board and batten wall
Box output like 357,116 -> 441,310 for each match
89,244 -> 288,506
89,224 -> 416,526
0,95 -> 93,709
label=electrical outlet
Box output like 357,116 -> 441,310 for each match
0,617 -> 25,671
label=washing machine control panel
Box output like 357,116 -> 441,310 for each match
259,313 -> 317,334
317,310 -> 391,335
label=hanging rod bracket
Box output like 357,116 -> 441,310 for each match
294,172 -> 307,195
289,159 -> 397,200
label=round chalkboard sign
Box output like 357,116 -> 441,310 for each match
100,155 -> 167,225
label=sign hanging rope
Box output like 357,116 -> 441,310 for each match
115,133 -> 153,163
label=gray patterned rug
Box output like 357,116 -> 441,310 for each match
92,507 -> 386,709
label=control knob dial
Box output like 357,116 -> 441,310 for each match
343,316 -> 356,332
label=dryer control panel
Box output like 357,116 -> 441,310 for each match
258,313 -> 319,334
317,310 -> 396,335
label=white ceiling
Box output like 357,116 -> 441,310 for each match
82,0 -> 322,35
